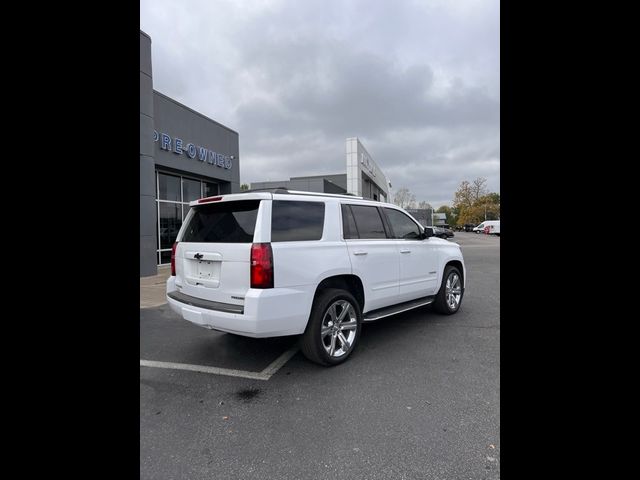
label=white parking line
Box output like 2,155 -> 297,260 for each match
140,346 -> 299,381
260,347 -> 299,377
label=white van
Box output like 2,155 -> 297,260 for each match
472,220 -> 500,236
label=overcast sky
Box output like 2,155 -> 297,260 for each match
140,0 -> 499,208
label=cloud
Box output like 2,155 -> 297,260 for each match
141,0 -> 499,207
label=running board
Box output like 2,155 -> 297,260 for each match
363,296 -> 435,322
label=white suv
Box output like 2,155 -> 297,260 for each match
167,189 -> 466,366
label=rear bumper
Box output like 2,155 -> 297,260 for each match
167,291 -> 244,314
166,277 -> 314,338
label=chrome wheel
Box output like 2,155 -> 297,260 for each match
320,300 -> 358,358
445,272 -> 462,310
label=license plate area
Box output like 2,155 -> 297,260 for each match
197,260 -> 216,279
183,250 -> 223,288
184,259 -> 221,288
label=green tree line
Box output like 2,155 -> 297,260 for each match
393,177 -> 499,227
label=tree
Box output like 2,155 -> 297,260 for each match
452,177 -> 497,225
477,194 -> 500,221
393,187 -> 416,209
457,206 -> 481,226
240,183 -> 249,191
482,192 -> 500,204
417,201 -> 432,210
456,195 -> 500,225
450,205 -> 461,227
453,177 -> 488,209
471,177 -> 488,202
453,180 -> 473,209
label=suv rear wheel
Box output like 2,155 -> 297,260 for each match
300,288 -> 362,366
433,265 -> 463,314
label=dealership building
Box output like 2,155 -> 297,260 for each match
252,137 -> 391,202
140,30 -> 240,276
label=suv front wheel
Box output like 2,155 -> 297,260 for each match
301,288 -> 362,366
433,265 -> 464,314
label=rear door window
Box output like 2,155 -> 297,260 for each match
181,200 -> 260,243
341,204 -> 359,239
271,200 -> 325,242
349,205 -> 388,239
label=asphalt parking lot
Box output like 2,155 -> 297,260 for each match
140,232 -> 500,479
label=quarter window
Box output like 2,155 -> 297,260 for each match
271,201 -> 325,242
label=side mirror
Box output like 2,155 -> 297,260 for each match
422,226 -> 434,239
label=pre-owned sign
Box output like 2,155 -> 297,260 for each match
153,130 -> 233,170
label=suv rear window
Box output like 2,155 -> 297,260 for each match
271,200 -> 325,242
181,200 -> 260,243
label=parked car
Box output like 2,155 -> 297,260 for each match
427,226 -> 455,239
463,224 -> 476,232
441,227 -> 455,238
167,189 -> 466,366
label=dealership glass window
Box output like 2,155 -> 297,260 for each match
158,173 -> 181,202
156,171 -> 223,265
182,178 -> 202,203
204,182 -> 219,198
160,250 -> 172,265
159,202 -> 182,249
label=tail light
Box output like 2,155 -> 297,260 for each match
250,243 -> 273,288
171,242 -> 178,276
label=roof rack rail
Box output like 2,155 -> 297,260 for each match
281,190 -> 364,200
238,187 -> 364,200
240,187 -> 290,194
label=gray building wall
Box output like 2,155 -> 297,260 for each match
406,208 -> 434,226
140,31 -> 157,277
433,212 -> 447,226
292,174 -> 347,191
249,180 -> 288,190
140,30 -> 241,277
251,174 -> 347,194
153,92 -> 240,194
361,173 -> 386,201
323,179 -> 347,194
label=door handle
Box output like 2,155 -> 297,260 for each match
353,250 -> 368,256
400,249 -> 411,254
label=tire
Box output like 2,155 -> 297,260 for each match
300,288 -> 362,366
433,265 -> 464,315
